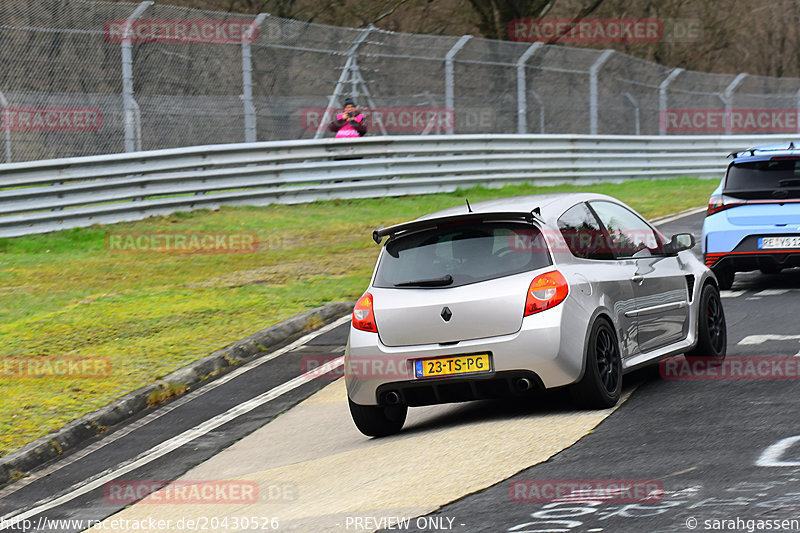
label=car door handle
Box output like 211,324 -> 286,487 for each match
631,275 -> 644,284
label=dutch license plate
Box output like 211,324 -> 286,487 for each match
759,236 -> 800,249
414,353 -> 491,378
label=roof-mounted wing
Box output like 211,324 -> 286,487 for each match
372,211 -> 541,244
729,141 -> 799,159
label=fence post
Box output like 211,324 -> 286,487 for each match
444,35 -> 471,135
242,13 -> 269,143
723,73 -> 747,135
622,92 -> 640,135
530,90 -> 544,133
516,42 -> 543,134
796,88 -> 800,134
0,89 -> 11,163
121,1 -> 152,153
131,99 -> 142,152
659,68 -> 683,135
589,50 -> 613,135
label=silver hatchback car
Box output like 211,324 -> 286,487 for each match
346,193 -> 726,436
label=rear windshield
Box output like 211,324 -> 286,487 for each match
373,222 -> 552,289
726,160 -> 800,199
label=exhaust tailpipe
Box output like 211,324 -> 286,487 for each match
515,378 -> 533,392
383,391 -> 400,405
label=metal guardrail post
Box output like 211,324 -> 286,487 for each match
659,68 -> 683,135
589,50 -> 613,135
723,73 -> 748,135
242,13 -> 269,143
622,93 -> 640,135
444,35 -> 471,135
0,89 -> 11,163
516,42 -> 543,134
121,1 -> 152,153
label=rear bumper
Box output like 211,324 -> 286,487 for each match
705,250 -> 800,272
346,304 -> 586,406
375,370 -> 545,407
703,213 -> 800,272
704,233 -> 800,272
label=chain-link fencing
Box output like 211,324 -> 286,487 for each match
3,0 -> 800,162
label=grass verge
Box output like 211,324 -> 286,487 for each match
0,178 -> 716,455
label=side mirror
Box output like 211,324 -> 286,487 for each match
663,233 -> 695,255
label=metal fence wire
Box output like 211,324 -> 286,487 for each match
3,0 -> 800,162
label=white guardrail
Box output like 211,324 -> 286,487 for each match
0,134 -> 792,238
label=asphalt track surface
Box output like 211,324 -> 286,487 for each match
2,209 -> 800,533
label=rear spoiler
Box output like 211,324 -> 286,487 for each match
729,141 -> 798,158
372,209 -> 542,244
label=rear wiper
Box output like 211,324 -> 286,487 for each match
394,274 -> 453,287
779,179 -> 800,187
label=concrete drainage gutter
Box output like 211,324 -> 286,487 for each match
0,300 -> 354,487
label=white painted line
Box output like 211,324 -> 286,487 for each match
737,334 -> 800,357
0,314 -> 351,500
738,334 -> 800,345
754,289 -> 789,297
651,206 -> 707,225
0,318 -> 350,527
721,290 -> 746,298
756,436 -> 800,467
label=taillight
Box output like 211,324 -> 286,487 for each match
524,271 -> 569,316
707,194 -> 746,216
353,292 -> 378,332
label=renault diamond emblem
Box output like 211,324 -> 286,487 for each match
441,307 -> 452,322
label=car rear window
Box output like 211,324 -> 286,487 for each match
726,159 -> 800,199
373,222 -> 552,289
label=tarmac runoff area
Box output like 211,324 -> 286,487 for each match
91,379 -> 633,532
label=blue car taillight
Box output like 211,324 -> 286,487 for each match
707,194 -> 747,216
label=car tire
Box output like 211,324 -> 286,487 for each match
348,398 -> 407,437
685,284 -> 727,360
713,267 -> 734,290
570,318 -> 622,409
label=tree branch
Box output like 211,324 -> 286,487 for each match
372,0 -> 414,25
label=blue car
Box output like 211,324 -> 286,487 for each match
703,142 -> 800,289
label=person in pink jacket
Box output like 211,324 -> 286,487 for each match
328,98 -> 367,138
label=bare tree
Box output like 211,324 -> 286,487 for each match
463,0 -> 606,41
98,0 -> 800,77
